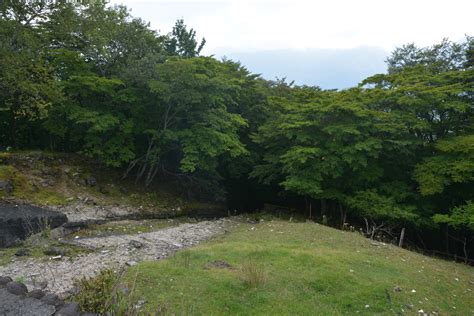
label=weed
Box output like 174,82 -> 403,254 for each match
181,249 -> 192,268
73,269 -> 118,314
72,268 -> 147,316
39,218 -> 51,238
240,258 -> 266,288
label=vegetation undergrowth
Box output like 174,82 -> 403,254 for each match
0,151 -> 220,212
0,233 -> 90,267
120,219 -> 474,315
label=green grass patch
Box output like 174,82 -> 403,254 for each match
0,164 -> 68,205
124,220 -> 474,315
0,235 -> 90,266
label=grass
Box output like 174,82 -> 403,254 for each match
124,219 -> 474,315
0,164 -> 68,205
0,235 -> 90,266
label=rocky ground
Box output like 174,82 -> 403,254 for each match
0,152 -> 232,314
0,218 -> 231,297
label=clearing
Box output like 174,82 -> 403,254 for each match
123,218 -> 474,315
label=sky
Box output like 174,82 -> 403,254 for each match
109,0 -> 474,88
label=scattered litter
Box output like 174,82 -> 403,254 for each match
411,289 -> 417,293
126,261 -> 138,266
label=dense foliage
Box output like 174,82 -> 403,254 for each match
0,1 -> 472,261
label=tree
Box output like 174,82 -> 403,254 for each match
386,38 -> 471,73
0,0 -> 63,147
124,57 -> 248,199
164,19 -> 206,58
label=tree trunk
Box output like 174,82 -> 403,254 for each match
339,203 -> 346,229
398,227 -> 405,248
321,199 -> 326,215
445,225 -> 450,256
462,237 -> 468,264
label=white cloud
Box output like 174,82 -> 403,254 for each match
110,0 -> 474,54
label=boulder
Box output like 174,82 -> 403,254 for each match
0,288 -> 56,316
41,293 -> 64,308
6,281 -> 28,296
0,180 -> 13,193
28,289 -> 45,299
55,302 -> 80,316
84,176 -> 97,187
129,240 -> 144,249
0,276 -> 13,287
44,247 -> 69,256
0,203 -> 68,248
15,248 -> 31,256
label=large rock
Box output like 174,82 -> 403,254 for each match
0,276 -> 13,287
55,302 -> 80,316
0,180 -> 13,193
0,288 -> 56,315
0,204 -> 68,248
6,281 -> 28,296
40,293 -> 64,308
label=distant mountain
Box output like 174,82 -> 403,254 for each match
219,47 -> 388,90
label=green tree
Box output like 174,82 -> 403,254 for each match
125,57 -> 248,198
164,19 -> 206,58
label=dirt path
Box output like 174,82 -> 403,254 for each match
0,218 -> 231,296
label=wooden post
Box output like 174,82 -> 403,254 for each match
398,227 -> 405,248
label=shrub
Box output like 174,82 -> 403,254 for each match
73,269 -> 117,314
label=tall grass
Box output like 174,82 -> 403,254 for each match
240,259 -> 266,288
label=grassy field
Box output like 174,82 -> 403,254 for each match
124,219 -> 474,315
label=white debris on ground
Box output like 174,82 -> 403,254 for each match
51,201 -> 142,222
0,218 -> 232,297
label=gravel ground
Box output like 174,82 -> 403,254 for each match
51,202 -> 141,222
0,218 -> 232,297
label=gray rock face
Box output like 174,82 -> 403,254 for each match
0,203 -> 68,247
0,288 -> 56,316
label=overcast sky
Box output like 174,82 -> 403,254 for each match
109,0 -> 474,88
